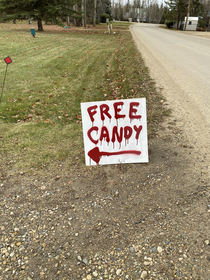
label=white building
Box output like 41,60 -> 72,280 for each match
184,17 -> 199,31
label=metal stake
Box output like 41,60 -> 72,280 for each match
0,64 -> 8,103
0,57 -> 12,103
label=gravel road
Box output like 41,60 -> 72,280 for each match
130,23 -> 210,183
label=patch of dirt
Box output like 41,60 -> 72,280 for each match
178,30 -> 210,38
1,116 -> 210,279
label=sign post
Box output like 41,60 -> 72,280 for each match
0,56 -> 12,104
81,98 -> 148,165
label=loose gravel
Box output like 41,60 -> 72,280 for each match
1,121 -> 210,280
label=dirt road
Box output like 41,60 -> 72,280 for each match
130,23 -> 210,184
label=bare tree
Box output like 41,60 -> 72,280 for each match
93,0 -> 97,26
81,0 -> 84,26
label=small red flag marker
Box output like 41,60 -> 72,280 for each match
0,56 -> 12,103
4,56 -> 12,65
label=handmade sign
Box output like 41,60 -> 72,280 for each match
81,98 -> 148,165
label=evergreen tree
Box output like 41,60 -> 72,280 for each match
190,0 -> 204,16
0,0 -> 81,31
165,0 -> 188,29
164,0 -> 204,29
101,0 -> 112,16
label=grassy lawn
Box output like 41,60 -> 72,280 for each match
0,22 -> 166,176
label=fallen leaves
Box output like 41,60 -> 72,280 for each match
24,114 -> 33,121
75,114 -> 82,123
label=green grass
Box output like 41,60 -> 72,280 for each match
0,23 -> 166,175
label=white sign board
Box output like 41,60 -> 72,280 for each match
81,98 -> 148,166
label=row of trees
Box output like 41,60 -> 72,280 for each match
111,0 -> 210,30
112,0 -> 210,29
0,0 -> 209,30
0,0 -> 111,31
112,0 -> 165,23
0,0 -> 80,30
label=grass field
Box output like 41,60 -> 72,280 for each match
0,22 -> 166,175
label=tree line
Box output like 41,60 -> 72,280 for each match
0,0 -> 111,31
112,0 -> 165,23
0,0 -> 209,30
112,0 -> 209,30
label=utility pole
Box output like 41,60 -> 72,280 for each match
184,0 -> 192,30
